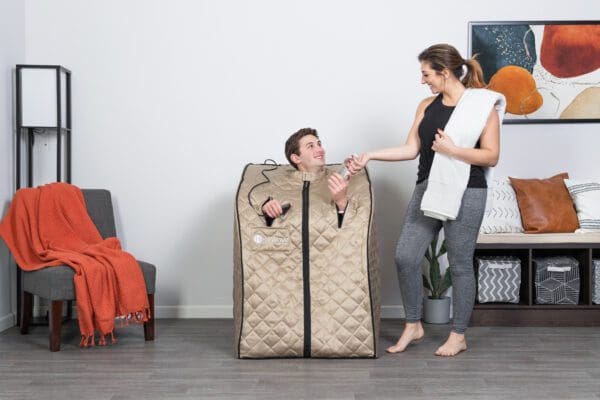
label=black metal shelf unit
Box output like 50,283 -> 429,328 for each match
16,65 -> 72,188
14,65 -> 72,325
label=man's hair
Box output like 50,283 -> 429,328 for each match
285,128 -> 319,170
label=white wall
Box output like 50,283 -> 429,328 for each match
0,0 -> 25,331
22,0 -> 600,318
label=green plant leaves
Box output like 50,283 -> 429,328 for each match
439,241 -> 448,256
430,258 -> 441,297
423,235 -> 451,299
424,249 -> 432,264
439,267 -> 452,297
422,274 -> 432,292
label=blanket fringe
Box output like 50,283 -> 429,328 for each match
80,331 -> 117,348
78,307 -> 150,349
117,307 -> 151,327
79,334 -> 95,348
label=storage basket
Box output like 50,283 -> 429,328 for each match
534,256 -> 580,305
477,256 -> 521,303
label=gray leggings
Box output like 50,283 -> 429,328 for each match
395,181 -> 486,334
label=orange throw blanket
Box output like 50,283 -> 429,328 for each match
0,183 -> 149,347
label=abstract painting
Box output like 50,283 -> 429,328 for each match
468,21 -> 600,123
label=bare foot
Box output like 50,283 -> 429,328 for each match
435,332 -> 467,357
386,322 -> 425,353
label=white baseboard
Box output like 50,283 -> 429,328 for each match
34,305 -> 233,319
154,305 -> 232,318
31,305 -> 405,320
0,313 -> 16,332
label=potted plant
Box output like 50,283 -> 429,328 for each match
422,234 -> 452,324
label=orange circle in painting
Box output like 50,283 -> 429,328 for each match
488,65 -> 543,115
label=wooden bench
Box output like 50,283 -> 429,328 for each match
471,233 -> 600,326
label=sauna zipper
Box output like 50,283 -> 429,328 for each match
302,180 -> 311,358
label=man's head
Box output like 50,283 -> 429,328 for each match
285,128 -> 326,172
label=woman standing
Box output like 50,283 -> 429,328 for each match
347,44 -> 505,357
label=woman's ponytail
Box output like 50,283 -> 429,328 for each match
462,56 -> 486,88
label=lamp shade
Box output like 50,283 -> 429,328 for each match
18,65 -> 70,128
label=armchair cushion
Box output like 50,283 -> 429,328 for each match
23,261 -> 156,301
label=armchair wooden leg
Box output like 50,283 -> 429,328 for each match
66,300 -> 74,321
49,300 -> 63,352
144,293 -> 155,341
20,291 -> 33,334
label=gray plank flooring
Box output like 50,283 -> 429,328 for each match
1,319 -> 600,400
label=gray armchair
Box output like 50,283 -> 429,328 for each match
19,189 -> 156,351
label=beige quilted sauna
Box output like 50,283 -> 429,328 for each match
234,163 -> 380,358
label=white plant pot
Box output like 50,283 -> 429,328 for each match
423,296 -> 451,324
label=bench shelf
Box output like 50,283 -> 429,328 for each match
470,236 -> 600,326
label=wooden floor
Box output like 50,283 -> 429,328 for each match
1,319 -> 600,400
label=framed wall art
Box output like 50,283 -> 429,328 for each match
468,20 -> 600,123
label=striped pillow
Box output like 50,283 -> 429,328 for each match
564,179 -> 600,233
479,177 -> 524,234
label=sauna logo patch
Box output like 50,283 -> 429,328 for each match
253,234 -> 265,244
251,229 -> 290,250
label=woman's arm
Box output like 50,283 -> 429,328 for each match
348,97 -> 434,172
432,108 -> 500,167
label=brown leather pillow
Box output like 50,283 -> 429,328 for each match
509,173 -> 579,233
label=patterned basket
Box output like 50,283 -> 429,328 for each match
477,256 -> 521,303
593,260 -> 600,305
534,256 -> 580,305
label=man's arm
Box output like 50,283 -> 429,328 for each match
248,183 -> 279,226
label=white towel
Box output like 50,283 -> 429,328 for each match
420,88 -> 506,221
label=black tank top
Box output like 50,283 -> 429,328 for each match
416,94 -> 487,188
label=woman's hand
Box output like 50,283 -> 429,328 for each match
346,153 -> 369,175
431,129 -> 457,157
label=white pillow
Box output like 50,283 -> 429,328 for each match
479,177 -> 524,234
564,179 -> 600,233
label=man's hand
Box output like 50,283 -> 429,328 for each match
262,199 -> 285,219
328,173 -> 348,210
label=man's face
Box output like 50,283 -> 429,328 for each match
292,134 -> 326,172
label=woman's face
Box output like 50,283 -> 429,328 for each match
420,61 -> 446,94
